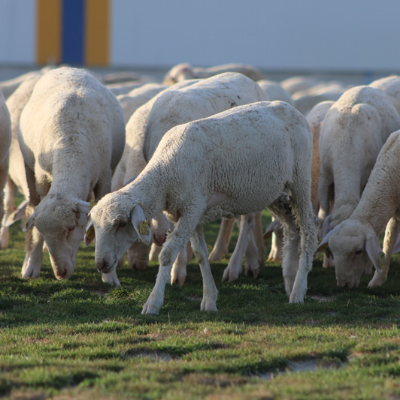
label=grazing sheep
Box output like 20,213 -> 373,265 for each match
294,91 -> 343,116
257,80 -> 293,105
113,73 -> 269,284
280,76 -> 319,96
370,76 -> 400,115
264,100 -> 334,263
0,90 -> 12,235
163,63 -> 266,84
318,86 -> 400,261
0,76 -> 42,249
18,67 -> 125,284
318,130 -> 400,288
86,101 -> 319,315
117,83 -> 167,123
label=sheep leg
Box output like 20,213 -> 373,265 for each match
22,224 -> 44,278
190,224 -> 218,311
149,243 -> 162,261
0,177 -> 15,249
142,212 -> 198,315
368,217 -> 399,288
209,218 -> 235,262
244,229 -> 260,278
102,270 -> 121,287
268,195 -> 299,296
171,244 -> 188,286
253,211 -> 265,267
267,217 -> 284,262
222,213 -> 255,282
288,186 -> 319,303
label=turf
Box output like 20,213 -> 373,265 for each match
1,211 -> 400,399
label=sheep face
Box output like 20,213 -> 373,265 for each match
25,196 -> 90,280
86,200 -> 151,275
322,220 -> 379,287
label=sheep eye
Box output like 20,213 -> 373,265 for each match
68,225 -> 75,232
118,220 -> 127,228
355,249 -> 363,255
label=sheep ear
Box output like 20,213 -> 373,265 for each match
5,200 -> 28,227
130,205 -> 151,245
365,234 -> 385,271
263,218 -> 279,240
84,217 -> 95,246
317,228 -> 335,252
23,213 -> 35,232
76,200 -> 91,215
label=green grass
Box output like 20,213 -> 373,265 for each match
2,211 -> 400,399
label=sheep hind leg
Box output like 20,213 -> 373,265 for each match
171,244 -> 188,286
209,218 -> 235,262
244,229 -> 260,278
287,184 -> 319,303
190,225 -> 218,311
268,194 -> 299,296
368,217 -> 399,288
222,213 -> 255,282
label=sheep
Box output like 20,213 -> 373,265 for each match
370,76 -> 400,115
86,101 -> 319,315
318,130 -> 400,288
0,90 -> 12,235
280,76 -> 319,96
0,75 -> 42,249
107,82 -> 147,96
117,83 -> 167,123
294,91 -> 344,116
257,80 -> 293,105
113,73 -> 269,284
163,63 -> 266,85
18,67 -> 125,285
263,100 -> 334,263
318,86 -> 400,262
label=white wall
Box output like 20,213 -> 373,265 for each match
111,0 -> 400,71
0,0 -> 35,64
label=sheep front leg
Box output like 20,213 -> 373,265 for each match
22,225 -> 44,278
142,214 -> 197,315
222,213 -> 256,282
368,217 -> 399,288
0,177 -> 15,249
209,218 -> 235,261
253,211 -> 265,267
190,225 -> 218,311
171,243 -> 189,286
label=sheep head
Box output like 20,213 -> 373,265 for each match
318,219 -> 383,288
86,192 -> 151,275
25,194 -> 90,280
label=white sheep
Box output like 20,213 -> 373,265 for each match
257,80 -> 293,105
370,76 -> 400,115
319,86 -> 400,261
294,91 -> 344,116
107,82 -> 146,96
163,63 -> 266,84
117,83 -> 167,123
318,130 -> 400,288
113,73 -> 269,285
86,101 -> 319,314
18,67 -> 125,284
0,75 -> 42,249
280,76 -> 319,96
263,100 -> 334,263
0,90 -> 12,235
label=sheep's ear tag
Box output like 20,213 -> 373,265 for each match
378,251 -> 386,269
140,220 -> 149,235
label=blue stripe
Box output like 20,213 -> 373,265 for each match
62,0 -> 85,64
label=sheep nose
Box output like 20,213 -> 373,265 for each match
153,234 -> 166,246
96,259 -> 109,272
56,269 -> 68,280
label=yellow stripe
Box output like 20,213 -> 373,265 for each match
85,0 -> 109,66
36,0 -> 61,65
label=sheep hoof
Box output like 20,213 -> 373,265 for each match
178,276 -> 186,286
201,298 -> 218,312
289,289 -> 305,304
222,267 -> 239,283
368,275 -> 387,288
141,303 -> 160,315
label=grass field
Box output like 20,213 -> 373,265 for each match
1,211 -> 400,399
